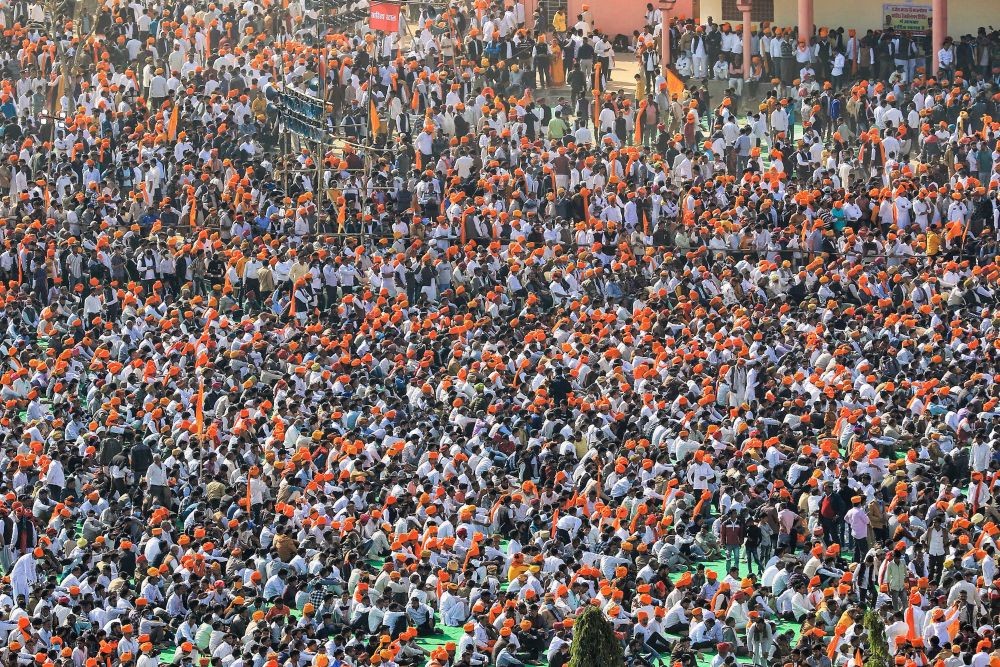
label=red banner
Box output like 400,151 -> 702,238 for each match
369,2 -> 400,32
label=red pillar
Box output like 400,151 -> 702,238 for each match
797,0 -> 813,43
662,21 -> 672,69
736,0 -> 753,80
742,11 -> 753,75
660,0 -> 677,75
932,0 -> 947,75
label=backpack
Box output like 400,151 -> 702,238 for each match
780,40 -> 793,58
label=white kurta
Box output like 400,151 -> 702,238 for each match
10,553 -> 36,601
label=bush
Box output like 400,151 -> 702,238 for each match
862,608 -> 889,667
569,606 -> 624,667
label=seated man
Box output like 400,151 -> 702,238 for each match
689,613 -> 723,650
405,596 -> 436,635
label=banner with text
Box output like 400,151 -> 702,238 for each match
369,1 -> 400,32
882,3 -> 931,32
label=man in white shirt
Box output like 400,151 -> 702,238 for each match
689,615 -> 723,649
145,454 -> 170,509
937,37 -> 955,79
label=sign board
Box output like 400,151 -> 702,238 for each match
882,3 -> 931,32
370,1 -> 400,32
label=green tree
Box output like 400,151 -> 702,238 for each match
862,608 -> 889,667
569,606 -> 624,667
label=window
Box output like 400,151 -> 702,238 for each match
721,0 -> 774,23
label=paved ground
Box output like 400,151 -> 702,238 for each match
533,55 -> 734,110
533,55 -> 642,102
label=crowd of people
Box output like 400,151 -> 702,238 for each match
0,0 -> 999,667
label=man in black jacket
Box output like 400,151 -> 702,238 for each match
548,370 -> 572,407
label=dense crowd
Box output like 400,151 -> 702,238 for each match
0,1 -> 999,667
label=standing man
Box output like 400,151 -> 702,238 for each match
923,514 -> 948,582
691,27 -> 709,80
719,510 -> 744,573
776,502 -> 800,555
879,548 -> 908,610
844,495 -> 870,562
819,482 -> 846,546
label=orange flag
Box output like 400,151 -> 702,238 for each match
167,104 -> 180,141
904,604 -> 918,639
947,613 -> 960,640
827,617 -> 850,659
370,98 -> 382,137
665,68 -> 685,98
634,102 -> 645,145
203,30 -> 212,68
194,379 -> 205,436
246,468 -> 255,516
54,73 -> 66,115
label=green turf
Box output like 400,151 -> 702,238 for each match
665,557 -> 801,667
415,622 -> 464,650
151,546 -> 801,666
414,619 -> 544,667
145,545 -> 803,666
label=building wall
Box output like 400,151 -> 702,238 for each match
692,0 -> 993,39
549,0 -> 992,53
564,0 -> 697,41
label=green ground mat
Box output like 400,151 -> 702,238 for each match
414,615 -> 543,667
152,550 -> 803,667
666,556 -> 801,667
414,622 -> 464,650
